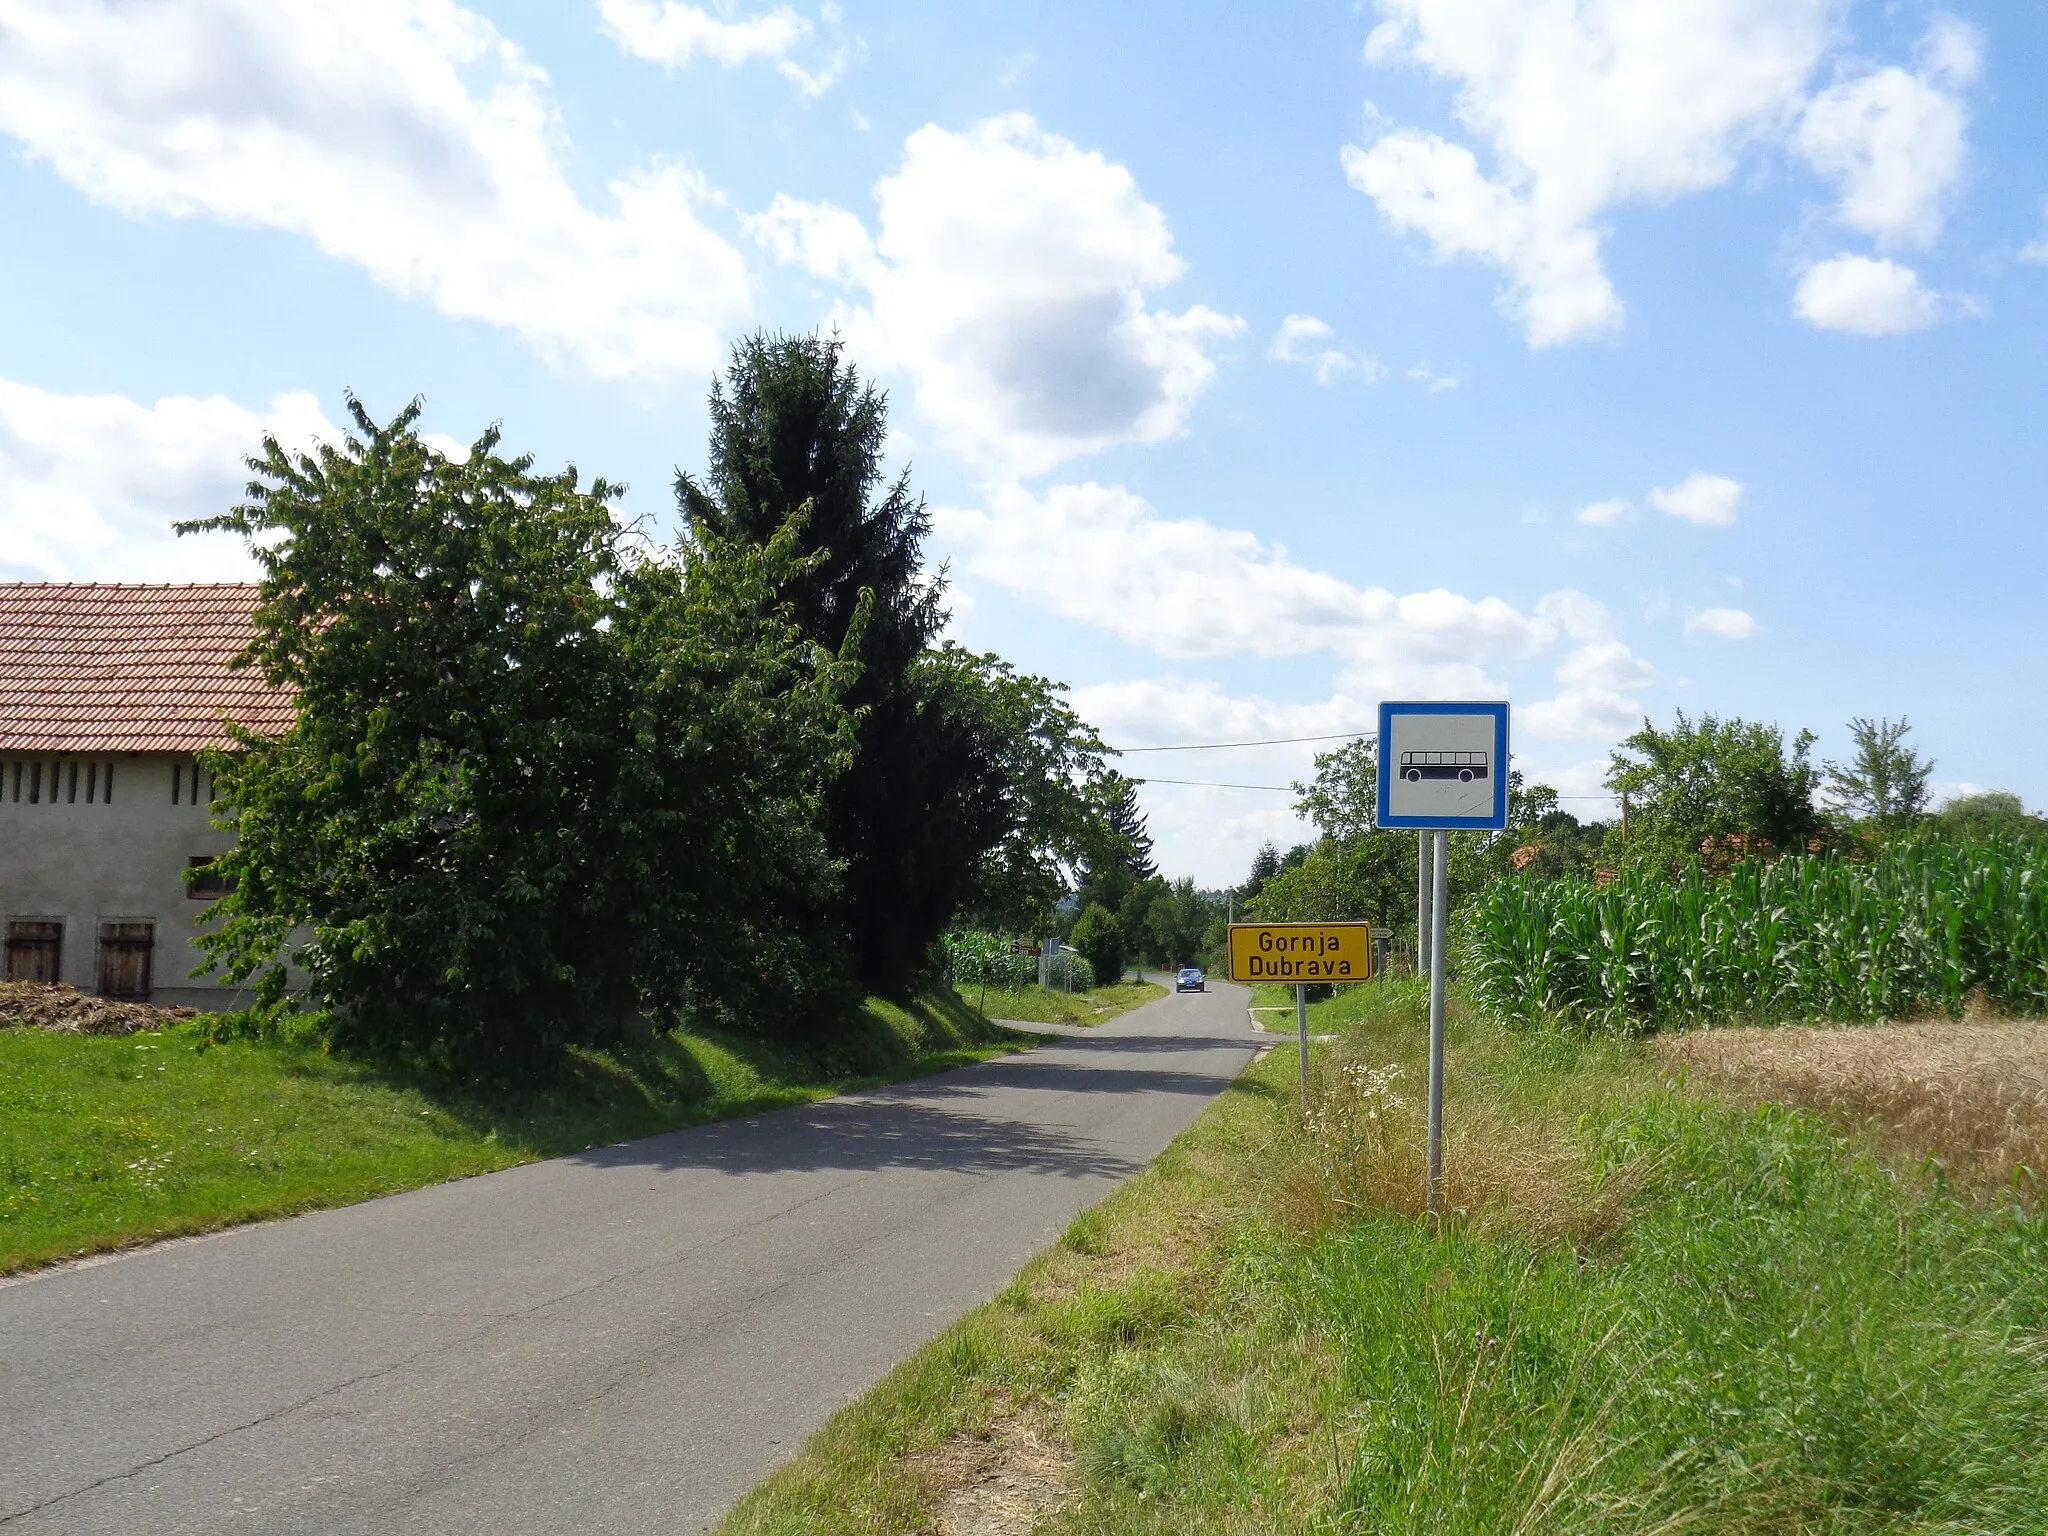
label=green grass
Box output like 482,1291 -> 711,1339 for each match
716,985 -> 2048,1535
958,979 -> 1165,1026
1250,977 -> 1431,1027
0,991 -> 1030,1276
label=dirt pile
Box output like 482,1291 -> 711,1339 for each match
0,981 -> 195,1037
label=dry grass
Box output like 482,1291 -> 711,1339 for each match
1275,1034 -> 1651,1251
1657,1019 -> 2048,1200
902,1405 -> 1072,1536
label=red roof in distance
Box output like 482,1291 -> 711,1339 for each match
0,584 -> 293,753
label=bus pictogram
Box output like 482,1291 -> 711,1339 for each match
1400,749 -> 1489,783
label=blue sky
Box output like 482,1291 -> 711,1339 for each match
3,0 -> 2044,886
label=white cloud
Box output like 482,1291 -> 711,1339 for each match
1268,314 -> 1379,385
1347,0 -> 1834,345
745,193 -> 881,285
1522,638 -> 1656,740
1044,587 -> 1652,878
1929,780 -> 1993,809
1574,496 -> 1630,528
0,0 -> 750,378
1407,363 -> 1460,393
1648,472 -> 1743,526
1072,677 -> 1345,885
1076,677 -> 1372,755
1793,253 -> 1942,334
937,480 -> 1558,696
1683,605 -> 1761,640
597,0 -> 805,68
1794,17 -> 1979,249
0,378 -> 341,581
747,115 -> 1243,476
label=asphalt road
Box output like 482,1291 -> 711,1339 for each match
0,982 -> 1260,1534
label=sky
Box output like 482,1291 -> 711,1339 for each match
3,0 -> 2045,888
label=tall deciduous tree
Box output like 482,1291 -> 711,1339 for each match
1934,791 -> 2048,845
1607,711 -> 1821,869
182,396 -> 856,1067
1823,716 -> 1934,830
940,646 -> 1116,936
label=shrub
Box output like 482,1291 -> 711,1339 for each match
1069,904 -> 1126,988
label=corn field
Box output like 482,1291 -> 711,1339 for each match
1460,839 -> 2048,1034
943,930 -> 1094,992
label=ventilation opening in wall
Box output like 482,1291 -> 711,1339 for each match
3,759 -> 115,804
4,920 -> 63,985
97,922 -> 154,1001
187,857 -> 234,900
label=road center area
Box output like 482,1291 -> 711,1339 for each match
0,984 -> 1257,1535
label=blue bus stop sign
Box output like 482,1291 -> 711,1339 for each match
1375,701 -> 1510,831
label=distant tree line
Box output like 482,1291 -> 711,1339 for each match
1231,712 -> 2041,952
183,335 -> 1141,1070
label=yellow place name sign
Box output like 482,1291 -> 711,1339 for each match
1226,922 -> 1373,983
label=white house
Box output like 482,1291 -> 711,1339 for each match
0,584 -> 291,1009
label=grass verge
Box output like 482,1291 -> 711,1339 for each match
962,979 -> 1165,1027
0,990 -> 1031,1277
717,985 -> 2048,1534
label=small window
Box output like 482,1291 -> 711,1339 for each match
187,857 -> 234,900
96,922 -> 154,1001
5,921 -> 63,985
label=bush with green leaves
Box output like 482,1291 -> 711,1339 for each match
1607,711 -> 1822,870
182,397 -> 858,1068
1460,838 -> 2048,1034
1069,904 -> 1125,988
1045,951 -> 1095,991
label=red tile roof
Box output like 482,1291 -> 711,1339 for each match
0,584 -> 293,753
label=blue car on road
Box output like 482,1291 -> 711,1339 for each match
1175,967 -> 1206,993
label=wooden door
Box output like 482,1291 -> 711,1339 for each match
96,922 -> 154,1001
4,921 -> 63,984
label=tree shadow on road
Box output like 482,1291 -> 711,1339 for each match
572,1098 -> 1149,1180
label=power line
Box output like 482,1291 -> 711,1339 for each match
1127,781 -> 1621,800
1111,730 -> 1374,754
1132,777 -> 1296,791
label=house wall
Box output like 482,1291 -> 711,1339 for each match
0,752 -> 247,1010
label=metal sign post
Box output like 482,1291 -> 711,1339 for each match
1426,828 -> 1449,1210
1225,921 -> 1373,1108
1296,982 -> 1309,1103
1375,701 -> 1511,1218
1416,833 -> 1433,977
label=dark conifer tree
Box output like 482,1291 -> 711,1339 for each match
677,333 -> 1005,996
1103,778 -> 1157,881
1072,774 -> 1156,914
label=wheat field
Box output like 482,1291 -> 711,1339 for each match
1657,1018 -> 2048,1199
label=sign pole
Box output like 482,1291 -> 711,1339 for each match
1296,981 -> 1309,1106
1416,831 -> 1434,977
1224,922 -> 1373,1111
1426,827 -> 1450,1217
